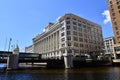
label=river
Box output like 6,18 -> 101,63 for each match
0,64 -> 120,80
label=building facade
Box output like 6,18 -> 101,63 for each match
104,37 -> 115,54
107,0 -> 120,58
25,45 -> 33,53
33,14 -> 103,59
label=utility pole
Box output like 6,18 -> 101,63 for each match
4,37 -> 7,51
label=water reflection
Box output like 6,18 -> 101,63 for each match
0,67 -> 120,80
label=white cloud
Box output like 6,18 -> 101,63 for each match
43,29 -> 45,32
102,10 -> 111,24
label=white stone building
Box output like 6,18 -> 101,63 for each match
25,45 -> 34,53
104,37 -> 115,54
32,14 -> 103,59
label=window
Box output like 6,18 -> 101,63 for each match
61,32 -> 64,37
74,49 -> 79,53
74,43 -> 78,47
111,9 -> 114,12
67,36 -> 71,40
67,31 -> 71,35
78,28 -> 82,32
110,1 -> 112,4
117,2 -> 120,5
114,22 -> 117,25
61,38 -> 65,42
68,42 -> 71,46
115,46 -> 120,51
73,21 -> 77,25
79,38 -> 83,42
61,49 -> 65,53
61,44 -> 65,47
112,13 -> 115,16
118,5 -> 120,9
61,23 -> 64,26
113,17 -> 116,21
115,27 -> 118,30
66,17 -> 70,19
79,33 -> 83,37
116,31 -> 119,35
74,37 -> 78,41
67,26 -> 70,29
73,31 -> 77,35
61,27 -> 64,31
80,44 -> 83,47
117,36 -> 120,40
84,39 -> 88,43
83,25 -> 86,28
78,23 -> 81,27
66,21 -> 70,24
73,26 -> 77,30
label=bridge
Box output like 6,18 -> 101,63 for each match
0,51 -> 65,68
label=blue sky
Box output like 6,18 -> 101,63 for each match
0,0 -> 113,51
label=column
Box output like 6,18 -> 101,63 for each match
64,49 -> 73,68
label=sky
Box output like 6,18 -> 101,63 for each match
0,0 -> 113,51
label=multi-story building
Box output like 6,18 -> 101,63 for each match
107,0 -> 120,58
33,14 -> 103,59
104,37 -> 115,54
25,45 -> 33,53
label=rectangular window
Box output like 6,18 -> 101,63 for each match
118,5 -> 120,9
117,2 -> 120,5
83,25 -> 86,28
73,21 -> 77,25
61,38 -> 65,42
74,49 -> 79,53
80,44 -> 84,47
84,39 -> 88,43
113,17 -> 116,21
78,28 -> 82,32
114,22 -> 117,25
117,36 -> 120,41
67,36 -> 71,40
73,26 -> 77,30
73,31 -> 77,35
111,9 -> 114,12
78,23 -> 81,27
61,27 -> 64,31
115,46 -> 120,51
61,44 -> 65,47
110,1 -> 112,4
68,42 -> 71,46
66,17 -> 70,19
74,43 -> 78,47
115,27 -> 118,30
61,32 -> 64,37
79,38 -> 83,42
79,33 -> 83,37
67,31 -> 71,35
67,26 -> 70,29
66,21 -> 70,24
74,37 -> 78,41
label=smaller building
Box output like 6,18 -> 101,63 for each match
25,45 -> 33,53
104,37 -> 115,55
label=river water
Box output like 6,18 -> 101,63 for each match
0,64 -> 120,80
